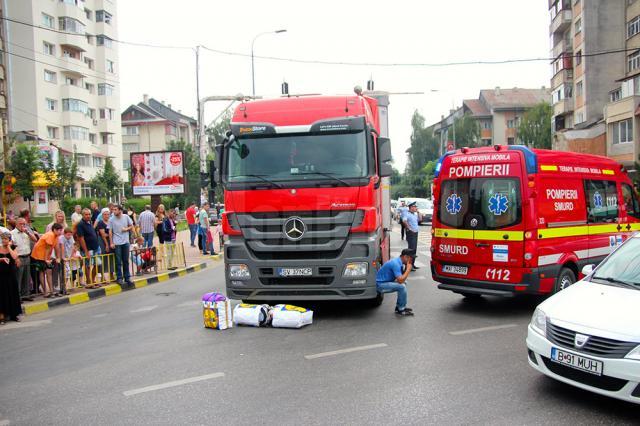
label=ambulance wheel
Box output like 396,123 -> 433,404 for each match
554,268 -> 576,293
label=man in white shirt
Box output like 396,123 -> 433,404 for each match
70,205 -> 83,224
11,218 -> 38,301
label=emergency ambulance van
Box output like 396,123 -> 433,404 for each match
430,145 -> 640,298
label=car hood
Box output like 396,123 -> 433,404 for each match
539,280 -> 640,342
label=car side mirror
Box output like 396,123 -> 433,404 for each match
581,264 -> 595,277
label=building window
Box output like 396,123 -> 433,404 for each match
96,35 -> 113,48
63,98 -> 89,114
612,119 -> 633,144
44,69 -> 57,83
629,16 -> 640,38
574,18 -> 582,34
610,88 -> 622,102
507,137 -> 515,145
46,98 -> 57,111
86,34 -> 93,45
122,126 -> 139,136
89,133 -> 97,144
64,75 -> 78,86
96,10 -> 112,24
575,112 -> 584,124
58,17 -> 85,34
84,8 -> 92,20
481,121 -> 492,129
93,157 -> 104,168
575,50 -> 582,66
106,60 -> 115,73
84,57 -> 94,70
77,155 -> 90,167
553,84 -> 572,103
99,108 -> 115,120
576,80 -> 583,97
101,133 -> 114,145
47,126 -> 59,139
123,143 -> 139,152
81,183 -> 92,197
165,124 -> 177,135
629,51 -> 640,72
43,42 -> 55,56
63,126 -> 90,140
85,82 -> 94,93
97,83 -> 114,96
62,46 -> 82,60
507,120 -> 515,129
42,13 -> 55,28
88,108 -> 96,119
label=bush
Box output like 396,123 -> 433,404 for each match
60,197 -> 108,215
60,195 -> 184,216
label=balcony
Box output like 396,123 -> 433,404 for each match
550,9 -> 572,35
60,83 -> 89,101
552,68 -> 574,90
553,98 -> 574,116
56,2 -> 86,23
552,39 -> 572,58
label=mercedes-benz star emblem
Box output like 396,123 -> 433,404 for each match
283,217 -> 306,241
470,218 -> 478,228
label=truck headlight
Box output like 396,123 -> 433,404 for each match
343,262 -> 368,277
229,264 -> 251,280
625,345 -> 640,361
530,308 -> 547,336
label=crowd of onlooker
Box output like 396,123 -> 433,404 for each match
0,200 -> 224,324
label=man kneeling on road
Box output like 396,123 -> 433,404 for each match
376,249 -> 415,316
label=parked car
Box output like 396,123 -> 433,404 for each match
526,233 -> 640,404
397,197 -> 433,225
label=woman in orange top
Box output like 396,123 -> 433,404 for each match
31,223 -> 64,298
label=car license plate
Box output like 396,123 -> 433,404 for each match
277,267 -> 313,277
442,265 -> 468,275
550,347 -> 603,376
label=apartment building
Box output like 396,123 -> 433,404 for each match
121,95 -> 197,171
0,3 -> 7,172
604,0 -> 640,170
549,0 -> 625,151
4,0 -> 122,200
432,87 -> 550,152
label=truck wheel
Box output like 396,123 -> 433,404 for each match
364,292 -> 384,308
554,268 -> 576,293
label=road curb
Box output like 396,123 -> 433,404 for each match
23,262 -> 209,316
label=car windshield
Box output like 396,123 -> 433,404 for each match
416,201 -> 432,209
590,237 -> 640,289
227,131 -> 369,183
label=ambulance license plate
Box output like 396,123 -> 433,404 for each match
442,265 -> 468,275
550,347 -> 602,376
277,267 -> 313,277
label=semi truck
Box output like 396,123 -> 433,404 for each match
212,89 -> 393,304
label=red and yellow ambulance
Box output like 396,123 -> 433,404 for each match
430,145 -> 640,297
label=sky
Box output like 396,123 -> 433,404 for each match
118,0 -> 551,172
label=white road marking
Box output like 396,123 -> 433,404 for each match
0,419 -> 10,425
177,301 -> 201,308
0,319 -> 52,331
93,313 -> 108,318
131,305 -> 158,313
304,343 -> 388,360
449,324 -> 519,336
123,372 -> 225,396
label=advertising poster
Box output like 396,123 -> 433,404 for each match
130,151 -> 185,195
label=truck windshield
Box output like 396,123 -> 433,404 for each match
227,131 -> 369,183
438,178 -> 521,229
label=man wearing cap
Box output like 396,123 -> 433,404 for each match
376,249 -> 415,316
397,201 -> 408,240
403,202 -> 420,271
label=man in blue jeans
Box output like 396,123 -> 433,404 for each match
376,249 -> 415,316
109,205 -> 134,286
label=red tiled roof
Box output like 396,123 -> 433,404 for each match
480,88 -> 550,110
463,99 -> 490,117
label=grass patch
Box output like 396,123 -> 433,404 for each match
31,215 -> 53,233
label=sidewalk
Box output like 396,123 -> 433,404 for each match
22,229 -> 224,316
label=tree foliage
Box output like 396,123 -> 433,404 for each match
46,153 -> 78,200
166,139 -> 200,208
402,110 -> 439,197
518,102 -> 553,149
453,113 -> 481,148
9,144 -> 42,200
206,111 -> 232,150
89,157 -> 122,200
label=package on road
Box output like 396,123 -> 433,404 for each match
271,304 -> 313,329
233,303 -> 271,327
202,292 -> 233,330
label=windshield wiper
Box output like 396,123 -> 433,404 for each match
297,171 -> 351,187
232,174 -> 282,189
591,275 -> 639,289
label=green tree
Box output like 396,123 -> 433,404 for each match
404,111 -> 439,197
166,139 -> 200,208
453,113 -> 481,148
10,144 -> 42,200
421,160 -> 437,197
206,111 -> 232,150
89,157 -> 122,200
517,102 -> 553,149
46,153 -> 78,200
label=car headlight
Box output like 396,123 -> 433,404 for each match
229,264 -> 251,280
625,345 -> 640,360
343,262 -> 368,277
530,308 -> 547,336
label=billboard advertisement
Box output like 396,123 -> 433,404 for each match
130,150 -> 186,196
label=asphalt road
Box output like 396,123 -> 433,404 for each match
0,228 -> 638,425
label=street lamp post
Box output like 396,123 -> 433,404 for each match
251,29 -> 287,97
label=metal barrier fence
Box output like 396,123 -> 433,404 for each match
155,242 -> 186,272
129,246 -> 158,278
62,253 -> 116,289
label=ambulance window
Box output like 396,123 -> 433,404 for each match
585,180 -> 618,223
439,179 -> 470,227
622,183 -> 640,219
477,178 -> 521,229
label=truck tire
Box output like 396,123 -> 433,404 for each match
554,268 -> 576,293
364,292 -> 384,308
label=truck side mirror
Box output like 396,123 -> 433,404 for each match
213,144 -> 224,184
377,137 -> 392,177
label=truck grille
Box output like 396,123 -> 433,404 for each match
546,323 -> 637,359
259,277 -> 334,286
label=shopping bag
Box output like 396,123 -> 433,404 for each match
233,303 -> 271,327
271,304 -> 313,329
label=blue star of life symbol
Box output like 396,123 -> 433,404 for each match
446,194 -> 462,215
593,191 -> 603,209
488,194 -> 509,216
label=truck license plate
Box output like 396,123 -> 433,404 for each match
442,265 -> 468,275
277,267 -> 313,277
551,347 -> 603,376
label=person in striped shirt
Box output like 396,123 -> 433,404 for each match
138,205 -> 156,248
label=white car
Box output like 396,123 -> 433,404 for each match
526,234 -> 640,404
